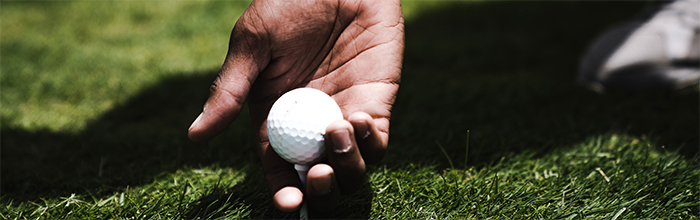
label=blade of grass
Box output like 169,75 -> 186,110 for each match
436,141 -> 454,169
465,130 -> 470,169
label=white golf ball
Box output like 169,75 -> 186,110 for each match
266,88 -> 343,165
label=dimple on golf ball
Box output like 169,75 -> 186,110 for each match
266,88 -> 343,165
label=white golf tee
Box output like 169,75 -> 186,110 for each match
295,164 -> 310,220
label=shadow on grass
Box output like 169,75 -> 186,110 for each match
182,174 -> 373,219
1,72 -> 246,199
387,1 -> 698,168
2,0 -> 698,218
1,71 -> 374,218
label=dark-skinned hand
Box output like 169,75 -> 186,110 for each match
188,0 -> 404,212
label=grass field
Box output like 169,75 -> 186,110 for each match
2,0 -> 699,219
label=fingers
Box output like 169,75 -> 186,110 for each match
303,113 -> 388,212
187,8 -> 272,142
348,112 -> 387,164
325,120 -> 366,195
306,164 -> 341,211
186,71 -> 251,142
261,140 -> 305,212
273,187 -> 304,213
270,112 -> 387,213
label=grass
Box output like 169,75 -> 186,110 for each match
1,0 -> 250,133
2,0 -> 699,219
372,134 -> 699,219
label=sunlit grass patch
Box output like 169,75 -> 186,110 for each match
1,1 -> 249,133
371,134 -> 699,219
2,165 -> 253,219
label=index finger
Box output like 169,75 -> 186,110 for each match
187,4 -> 272,142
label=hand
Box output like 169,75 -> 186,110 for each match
187,0 -> 404,212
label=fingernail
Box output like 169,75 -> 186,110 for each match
189,112 -> 203,131
310,174 -> 333,196
330,129 -> 352,153
360,121 -> 371,139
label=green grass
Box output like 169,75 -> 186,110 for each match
372,134 -> 699,219
2,0 -> 699,219
1,1 -> 249,133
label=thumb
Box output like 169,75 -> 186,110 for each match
188,15 -> 271,142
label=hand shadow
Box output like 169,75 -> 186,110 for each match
1,71 -> 375,219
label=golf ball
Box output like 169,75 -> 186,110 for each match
266,88 -> 343,165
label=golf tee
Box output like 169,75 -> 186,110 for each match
295,164 -> 310,220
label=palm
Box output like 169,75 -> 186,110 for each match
244,0 -> 404,152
